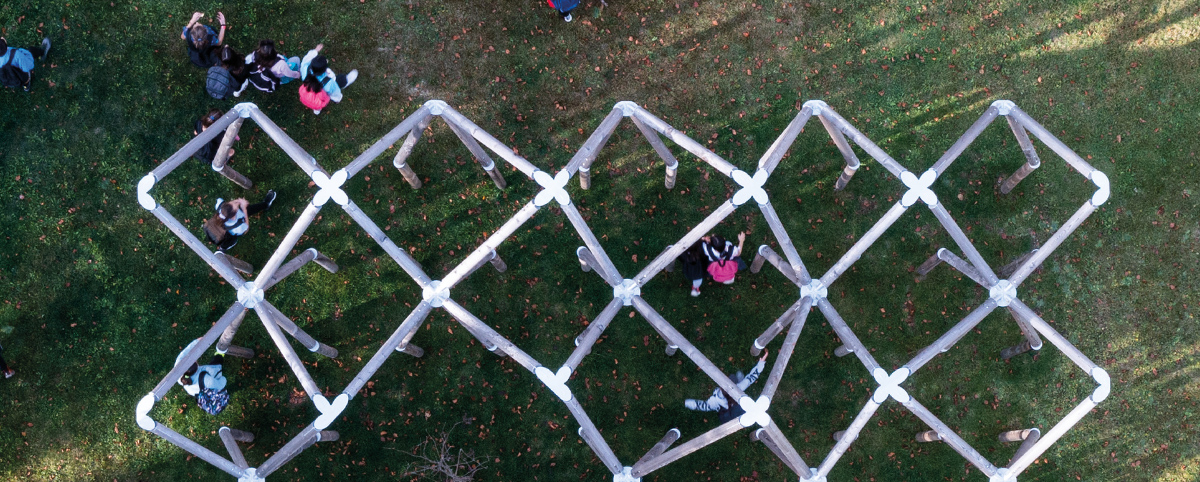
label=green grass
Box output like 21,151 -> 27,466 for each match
1,0 -> 1197,480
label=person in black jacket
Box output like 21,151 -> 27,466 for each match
679,241 -> 708,297
192,109 -> 234,163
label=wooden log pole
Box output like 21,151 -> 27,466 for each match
930,105 -> 1001,176
752,245 -> 800,284
814,399 -> 883,478
761,298 -> 813,400
211,117 -> 254,189
905,299 -> 999,373
214,251 -> 254,276
761,423 -> 811,477
1008,299 -> 1099,372
815,299 -> 883,373
565,298 -> 624,372
811,105 -> 907,178
632,296 -> 744,398
817,114 -> 862,191
998,428 -> 1034,443
1000,340 -> 1034,360
756,107 -> 813,174
1008,399 -> 1097,475
254,203 -> 323,286
562,397 -> 623,475
436,103 -> 540,177
757,427 -> 808,477
752,297 -> 807,357
564,108 -> 623,189
391,114 -> 434,189
259,300 -> 338,358
821,202 -> 908,287
628,107 -> 737,176
150,423 -> 244,477
576,246 -> 596,273
999,116 -> 1042,195
629,115 -> 680,189
255,307 -> 323,400
997,250 -> 1036,279
936,248 -> 988,287
396,344 -> 424,357
661,244 -> 674,273
344,302 -> 433,398
216,308 -> 249,354
927,203 -> 1001,285
634,201 -> 738,287
441,202 -> 538,289
900,397 -> 999,477
915,430 -> 943,443
442,116 -> 507,189
833,345 -> 853,357
256,426 -> 320,478
631,419 -> 743,477
152,303 -> 245,399
1006,105 -> 1098,178
635,428 -> 682,468
346,103 -> 434,173
218,426 -> 250,469
914,251 -> 943,280
150,111 -> 239,180
1006,305 -> 1045,351
148,206 -> 245,286
1007,428 -> 1042,467
443,299 -> 540,372
488,250 -> 507,273
318,430 -> 340,442
561,203 -> 624,285
1007,202 -> 1097,286
340,200 -> 433,285
759,201 -> 812,282
262,248 -> 340,291
246,107 -> 326,175
831,431 -> 844,441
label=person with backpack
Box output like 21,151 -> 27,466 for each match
192,109 -> 235,163
181,11 -> 226,68
244,40 -> 300,94
298,44 -> 358,115
684,349 -> 769,423
175,339 -> 230,415
205,46 -> 240,99
547,0 -> 580,22
678,241 -> 708,297
703,231 -> 748,285
0,36 -> 50,92
203,191 -> 277,252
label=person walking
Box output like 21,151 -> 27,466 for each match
0,36 -> 50,92
181,11 -> 226,68
203,191 -> 277,252
547,0 -> 580,22
244,40 -> 300,94
703,231 -> 748,285
679,241 -> 708,297
175,339 -> 230,415
298,44 -> 358,115
684,350 -> 769,423
192,109 -> 235,163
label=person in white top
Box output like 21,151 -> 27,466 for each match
203,190 -> 276,251
684,349 -> 770,423
702,231 -> 748,285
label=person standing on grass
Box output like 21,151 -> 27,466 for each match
0,343 -> 14,379
703,231 -> 748,285
679,241 -> 708,297
298,43 -> 358,115
547,0 -> 580,22
0,36 -> 50,92
203,191 -> 277,252
175,339 -> 230,415
192,109 -> 235,163
684,349 -> 769,423
244,40 -> 300,94
181,11 -> 226,68
218,45 -> 252,97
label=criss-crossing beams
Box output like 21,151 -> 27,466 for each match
138,99 -> 1106,482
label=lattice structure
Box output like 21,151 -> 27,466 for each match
135,99 -> 1109,481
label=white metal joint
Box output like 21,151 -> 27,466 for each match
313,394 -> 349,430
136,393 -> 157,430
232,103 -> 256,118
236,281 -> 264,310
731,169 -> 770,206
989,280 -> 1018,307
311,169 -> 349,207
992,100 -> 1017,116
1091,367 -> 1111,403
238,467 -> 265,482
137,174 -> 158,210
421,280 -> 450,308
806,467 -> 828,482
988,467 -> 1016,482
801,279 -> 828,301
802,99 -> 827,116
614,279 -> 641,307
533,169 -> 572,207
1089,171 -> 1110,206
535,365 -> 573,402
872,367 -> 911,403
615,101 -> 638,117
738,395 -> 771,428
900,169 -> 938,207
426,100 -> 448,116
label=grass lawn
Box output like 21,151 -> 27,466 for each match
1,0 -> 1197,480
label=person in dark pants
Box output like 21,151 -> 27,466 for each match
192,109 -> 235,163
679,241 -> 708,297
684,349 -> 769,422
204,191 -> 277,251
0,343 -> 14,378
299,44 -> 358,115
547,0 -> 580,22
0,37 -> 50,92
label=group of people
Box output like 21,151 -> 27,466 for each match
679,231 -> 749,297
182,11 -> 357,115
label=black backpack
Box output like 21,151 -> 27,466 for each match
206,66 -> 234,99
247,64 -> 279,93
0,52 -> 26,88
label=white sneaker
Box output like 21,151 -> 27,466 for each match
313,109 -> 321,115
564,13 -> 572,22
41,38 -> 50,58
345,69 -> 358,87
690,287 -> 700,297
722,278 -> 735,285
